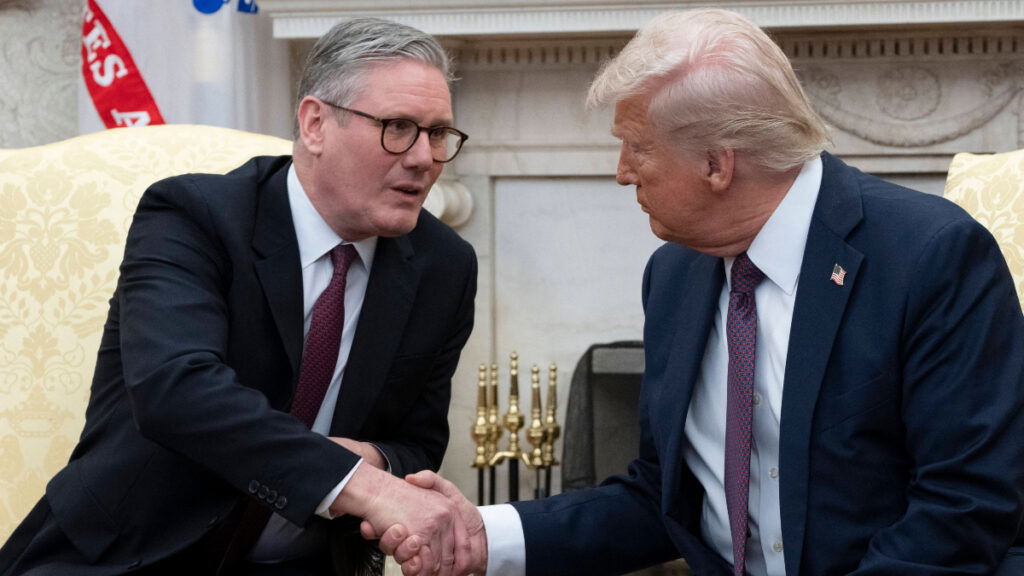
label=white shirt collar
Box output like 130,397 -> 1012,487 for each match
728,156 -> 822,295
286,163 -> 377,272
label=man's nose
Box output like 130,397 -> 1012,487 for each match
616,151 -> 637,186
403,130 -> 435,169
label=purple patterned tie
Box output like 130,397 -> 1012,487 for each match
291,243 -> 358,428
724,252 -> 765,576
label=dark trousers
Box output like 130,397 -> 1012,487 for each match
0,498 -> 332,576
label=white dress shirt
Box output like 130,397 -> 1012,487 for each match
249,164 -> 379,562
480,157 -> 822,576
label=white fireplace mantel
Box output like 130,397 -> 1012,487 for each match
255,0 -> 1024,496
260,1 -> 1024,39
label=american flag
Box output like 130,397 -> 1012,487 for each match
830,264 -> 846,286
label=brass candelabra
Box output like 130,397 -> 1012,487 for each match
471,352 -> 560,503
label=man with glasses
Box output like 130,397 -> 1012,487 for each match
0,18 -> 475,576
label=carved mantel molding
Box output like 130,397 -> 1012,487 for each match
447,28 -> 1024,175
264,1 -> 1024,177
260,0 -> 1024,38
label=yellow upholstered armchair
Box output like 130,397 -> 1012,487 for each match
944,148 -> 1024,307
0,125 -> 291,540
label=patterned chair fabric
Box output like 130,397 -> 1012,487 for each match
0,125 -> 292,540
943,149 -> 1024,309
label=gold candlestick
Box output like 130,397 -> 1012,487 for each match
525,365 -> 545,469
471,364 -> 490,469
542,363 -> 560,468
490,352 -> 526,466
486,352 -> 528,501
486,362 -> 500,463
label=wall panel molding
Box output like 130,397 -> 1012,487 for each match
261,1 -> 1024,39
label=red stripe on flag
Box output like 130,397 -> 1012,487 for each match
81,0 -> 165,128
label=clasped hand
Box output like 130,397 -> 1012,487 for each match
360,471 -> 487,576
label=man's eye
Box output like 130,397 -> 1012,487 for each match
386,120 -> 416,135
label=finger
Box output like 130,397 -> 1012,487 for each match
361,519 -> 381,541
401,554 -> 422,576
416,542 -> 439,576
392,533 -> 422,564
436,514 -> 458,576
378,524 -> 409,556
450,509 -> 472,576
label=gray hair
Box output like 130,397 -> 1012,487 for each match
295,17 -> 453,134
588,9 -> 830,172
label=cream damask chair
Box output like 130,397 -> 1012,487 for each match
0,125 -> 291,540
943,148 -> 1024,307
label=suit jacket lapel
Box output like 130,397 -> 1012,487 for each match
330,234 -> 420,437
660,254 -> 724,516
779,152 -> 864,576
252,158 -> 304,378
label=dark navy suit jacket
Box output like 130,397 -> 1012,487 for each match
514,153 -> 1024,575
0,156 -> 477,574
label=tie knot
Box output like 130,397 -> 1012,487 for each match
730,252 -> 764,295
330,243 -> 359,278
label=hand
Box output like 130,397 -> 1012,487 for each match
329,437 -> 386,470
332,465 -> 466,576
372,471 -> 487,576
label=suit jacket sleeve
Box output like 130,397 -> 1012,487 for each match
116,177 -> 359,527
512,393 -> 680,576
852,217 -> 1024,574
373,252 -> 477,478
508,258 -> 681,576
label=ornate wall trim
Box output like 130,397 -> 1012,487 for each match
261,1 -> 1024,39
781,30 -> 1024,61
801,62 -> 1024,148
456,39 -> 626,70
453,29 -> 1024,70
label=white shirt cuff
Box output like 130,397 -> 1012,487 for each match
479,504 -> 526,576
315,458 -> 362,519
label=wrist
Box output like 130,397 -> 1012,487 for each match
331,460 -> 387,518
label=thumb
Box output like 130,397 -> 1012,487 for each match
404,470 -> 440,490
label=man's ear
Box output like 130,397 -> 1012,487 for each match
705,148 -> 735,193
297,96 -> 328,155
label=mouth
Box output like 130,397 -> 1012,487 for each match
392,184 -> 425,196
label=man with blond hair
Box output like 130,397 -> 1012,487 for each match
376,8 -> 1024,576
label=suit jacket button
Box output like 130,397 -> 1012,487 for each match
128,560 -> 141,569
258,485 -> 270,499
207,516 -> 219,527
266,490 -> 278,504
274,496 -> 287,510
248,480 -> 259,494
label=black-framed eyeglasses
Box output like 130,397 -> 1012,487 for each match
321,100 -> 469,163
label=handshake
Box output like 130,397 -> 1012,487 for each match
330,463 -> 489,576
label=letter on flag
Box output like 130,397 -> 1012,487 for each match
79,0 -> 291,137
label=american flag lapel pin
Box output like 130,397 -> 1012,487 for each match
830,263 -> 846,286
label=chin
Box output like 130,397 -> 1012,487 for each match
374,211 -> 421,238
648,218 -> 671,242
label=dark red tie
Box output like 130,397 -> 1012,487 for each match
291,243 -> 358,428
215,244 -> 359,570
724,252 -> 765,576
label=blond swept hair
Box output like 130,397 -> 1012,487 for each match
588,9 -> 830,172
